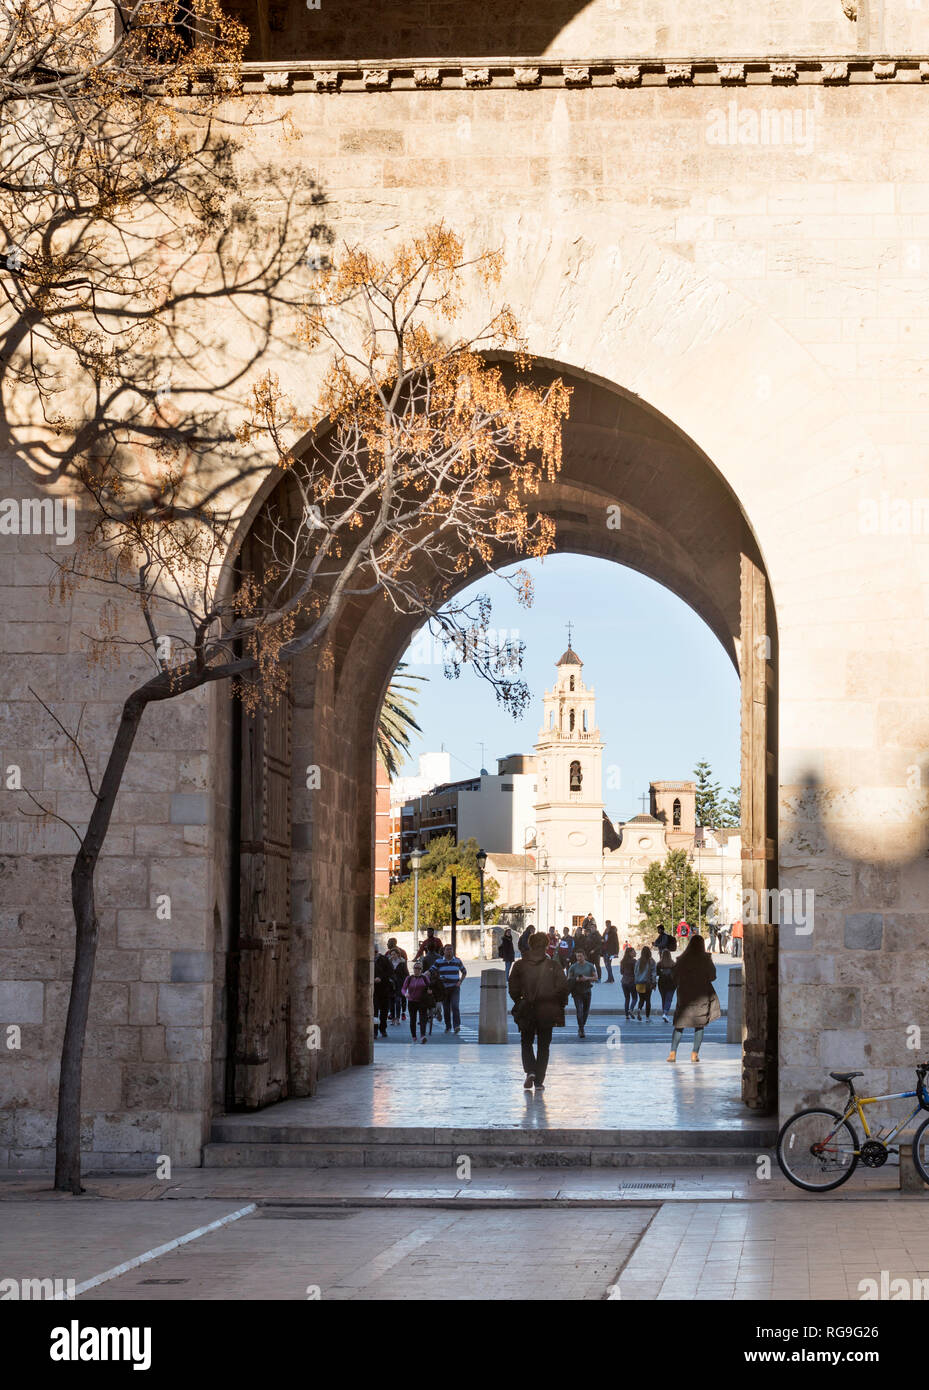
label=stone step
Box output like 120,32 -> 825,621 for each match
210,1120 -> 773,1149
203,1141 -> 770,1169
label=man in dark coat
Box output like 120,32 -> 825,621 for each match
508,931 -> 569,1091
373,950 -> 393,1038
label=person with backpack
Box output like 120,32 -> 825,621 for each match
652,925 -> 677,956
585,924 -> 604,982
603,921 -> 619,983
633,946 -> 657,1021
508,931 -> 569,1091
436,943 -> 467,1033
657,948 -> 676,1022
668,934 -> 721,1063
401,960 -> 432,1043
619,946 -> 638,1020
498,928 -> 516,981
566,947 -> 597,1038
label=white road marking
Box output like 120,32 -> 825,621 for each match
63,1204 -> 257,1298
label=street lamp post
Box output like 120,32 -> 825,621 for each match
476,847 -> 487,959
522,825 -> 536,936
410,846 -> 424,946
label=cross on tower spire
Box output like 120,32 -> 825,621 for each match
566,619 -> 574,649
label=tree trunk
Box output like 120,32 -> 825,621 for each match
54,695 -> 145,1193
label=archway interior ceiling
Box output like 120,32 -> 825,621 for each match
270,366 -> 762,727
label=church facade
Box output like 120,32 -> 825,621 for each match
533,646 -> 742,936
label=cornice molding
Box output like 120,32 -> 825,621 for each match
241,55 -> 929,94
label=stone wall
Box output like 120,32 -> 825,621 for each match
2,4 -> 929,1167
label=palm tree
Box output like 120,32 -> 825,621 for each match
377,663 -> 426,777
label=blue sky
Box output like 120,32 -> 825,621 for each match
394,553 -> 740,822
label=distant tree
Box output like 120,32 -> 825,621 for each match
376,834 -> 499,930
693,759 -> 722,826
718,785 -> 741,828
636,849 -> 715,937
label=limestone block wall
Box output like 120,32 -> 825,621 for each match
3,21 -> 929,1166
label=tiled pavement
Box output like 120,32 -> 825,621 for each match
2,1187 -> 927,1301
615,1201 -> 929,1301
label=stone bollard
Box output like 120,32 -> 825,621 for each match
726,965 -> 744,1044
899,1136 -> 928,1192
478,967 -> 509,1044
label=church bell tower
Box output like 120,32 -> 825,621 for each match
533,636 -> 606,869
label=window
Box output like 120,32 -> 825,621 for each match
570,760 -> 582,792
569,675 -> 575,691
501,783 -> 513,792
569,708 -> 575,732
572,915 -> 585,928
549,710 -> 554,728
583,709 -> 588,732
673,798 -> 682,827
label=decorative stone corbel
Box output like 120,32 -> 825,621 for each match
614,65 -> 641,85
413,68 -> 441,87
514,66 -> 541,87
665,63 -> 693,84
463,67 -> 491,87
771,62 -> 798,82
718,63 -> 745,83
363,68 -> 390,89
262,71 -> 292,93
822,61 -> 849,82
564,65 -> 591,86
841,1 -> 858,19
872,61 -> 897,79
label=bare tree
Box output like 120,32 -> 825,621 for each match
25,223 -> 570,1192
0,0 -> 323,493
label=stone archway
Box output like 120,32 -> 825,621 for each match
225,361 -> 779,1115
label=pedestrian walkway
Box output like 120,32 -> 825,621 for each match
211,1051 -> 757,1134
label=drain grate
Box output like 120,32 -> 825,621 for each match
258,1207 -> 358,1220
618,1182 -> 673,1190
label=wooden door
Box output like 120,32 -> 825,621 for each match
740,555 -> 778,1111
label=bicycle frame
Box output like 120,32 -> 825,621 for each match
835,1087 -> 925,1150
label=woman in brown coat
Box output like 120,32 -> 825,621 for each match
667,934 -> 721,1063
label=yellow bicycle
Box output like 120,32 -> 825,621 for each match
777,1062 -> 929,1192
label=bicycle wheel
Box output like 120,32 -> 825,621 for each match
777,1108 -> 859,1192
911,1117 -> 929,1186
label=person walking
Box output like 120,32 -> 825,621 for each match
566,947 -> 597,1037
557,928 -> 574,970
603,921 -> 619,983
373,950 -> 393,1038
730,918 -> 743,958
414,927 -> 444,963
586,924 -> 604,982
657,948 -> 676,1022
517,922 -> 534,957
633,946 -> 657,1021
437,943 -> 467,1033
386,936 -> 408,963
401,960 -> 432,1043
499,928 -> 516,982
667,934 -> 721,1062
619,946 -> 638,1020
508,931 -> 569,1091
388,948 -> 408,1024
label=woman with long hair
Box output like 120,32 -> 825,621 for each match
668,934 -> 721,1062
657,948 -> 676,1023
633,946 -> 657,1021
619,946 -> 637,1020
